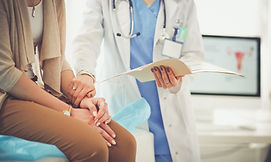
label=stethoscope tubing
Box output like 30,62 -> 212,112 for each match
112,0 -> 166,39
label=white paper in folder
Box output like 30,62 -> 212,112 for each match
96,58 -> 244,84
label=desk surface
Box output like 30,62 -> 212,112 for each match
195,107 -> 271,144
197,123 -> 271,144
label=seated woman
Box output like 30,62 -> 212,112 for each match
0,0 -> 136,162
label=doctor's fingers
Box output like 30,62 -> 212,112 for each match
153,66 -> 167,88
87,89 -> 96,98
177,76 -> 183,83
166,67 -> 178,87
67,81 -> 77,101
151,68 -> 162,87
76,82 -> 96,101
82,83 -> 96,97
72,85 -> 83,104
73,88 -> 91,107
73,80 -> 95,106
159,66 -> 172,88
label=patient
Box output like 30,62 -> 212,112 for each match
0,0 -> 136,162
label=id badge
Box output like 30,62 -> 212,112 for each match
162,26 -> 187,58
162,38 -> 183,58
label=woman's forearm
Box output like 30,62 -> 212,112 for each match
60,70 -> 75,98
9,74 -> 70,112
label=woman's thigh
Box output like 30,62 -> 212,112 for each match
0,98 -> 108,161
0,98 -> 137,162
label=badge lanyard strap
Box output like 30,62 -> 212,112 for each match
172,1 -> 188,43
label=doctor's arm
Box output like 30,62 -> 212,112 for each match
69,0 -> 105,106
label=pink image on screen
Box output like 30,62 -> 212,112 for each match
227,47 -> 253,72
235,51 -> 245,71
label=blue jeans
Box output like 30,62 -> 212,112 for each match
155,154 -> 172,162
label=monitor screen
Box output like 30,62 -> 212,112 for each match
189,35 -> 261,96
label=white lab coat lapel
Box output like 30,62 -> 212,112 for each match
166,0 -> 186,28
109,0 -> 131,70
153,0 -> 164,50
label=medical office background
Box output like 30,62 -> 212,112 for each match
65,0 -> 271,162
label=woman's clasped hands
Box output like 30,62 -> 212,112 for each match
71,97 -> 115,147
66,74 -> 116,146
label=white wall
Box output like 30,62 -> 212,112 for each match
65,0 -> 86,66
194,0 -> 262,36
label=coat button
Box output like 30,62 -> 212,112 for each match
175,152 -> 179,155
163,97 -> 167,100
169,124 -> 172,127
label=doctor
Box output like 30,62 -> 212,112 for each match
71,0 -> 204,161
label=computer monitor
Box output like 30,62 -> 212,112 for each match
190,35 -> 261,97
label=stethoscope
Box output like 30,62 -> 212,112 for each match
112,0 -> 167,39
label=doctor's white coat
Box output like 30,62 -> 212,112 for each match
71,0 -> 204,161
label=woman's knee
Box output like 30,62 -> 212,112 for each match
78,137 -> 108,162
121,130 -> 137,157
59,125 -> 109,162
109,128 -> 137,162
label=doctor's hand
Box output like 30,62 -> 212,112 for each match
68,74 -> 96,107
151,66 -> 183,89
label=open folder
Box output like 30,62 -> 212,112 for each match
96,58 -> 244,84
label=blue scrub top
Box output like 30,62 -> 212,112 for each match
129,0 -> 172,159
